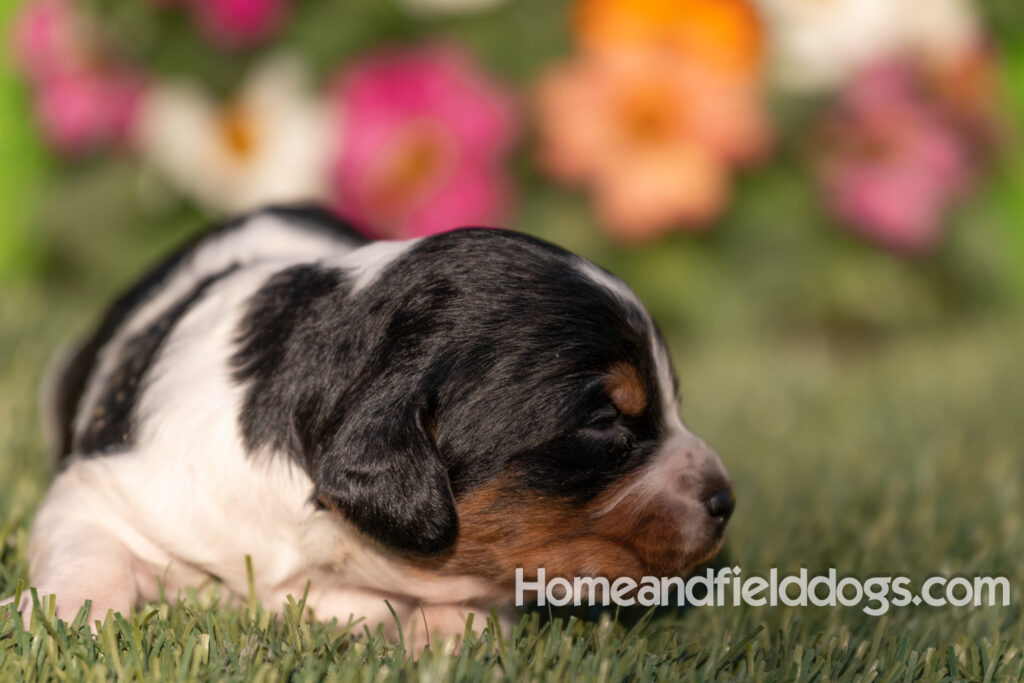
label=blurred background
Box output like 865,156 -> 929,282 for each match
1,0 -> 1022,658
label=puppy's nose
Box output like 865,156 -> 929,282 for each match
704,488 -> 735,525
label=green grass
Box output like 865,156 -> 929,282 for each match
2,245 -> 1022,680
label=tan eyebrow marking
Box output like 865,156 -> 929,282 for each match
605,362 -> 648,417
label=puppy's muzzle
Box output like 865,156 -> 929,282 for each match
659,431 -> 735,545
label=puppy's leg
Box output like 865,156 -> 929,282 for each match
279,585 -> 414,635
296,589 -> 510,656
18,484 -> 139,630
20,526 -> 137,630
406,604 -> 518,655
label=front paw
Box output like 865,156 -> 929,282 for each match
403,604 -> 517,657
1,588 -> 116,633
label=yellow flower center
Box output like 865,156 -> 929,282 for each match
217,103 -> 258,161
366,122 -> 453,217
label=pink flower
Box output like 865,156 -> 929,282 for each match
816,61 -> 975,254
328,45 -> 517,238
10,0 -> 147,156
192,0 -> 289,49
34,67 -> 146,155
10,0 -> 84,81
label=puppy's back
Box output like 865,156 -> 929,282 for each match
43,204 -> 368,463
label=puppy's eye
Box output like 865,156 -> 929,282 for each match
586,406 -> 620,430
583,407 -> 638,452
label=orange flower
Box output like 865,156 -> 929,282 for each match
573,0 -> 763,77
535,49 -> 769,241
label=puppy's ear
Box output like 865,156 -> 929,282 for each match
313,404 -> 458,557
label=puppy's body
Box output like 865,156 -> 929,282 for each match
8,206 -> 733,644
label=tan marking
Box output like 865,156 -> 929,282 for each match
418,470 -> 711,587
605,362 -> 647,416
316,492 -> 342,514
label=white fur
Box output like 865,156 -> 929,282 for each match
337,238 -> 422,293
72,214 -> 360,444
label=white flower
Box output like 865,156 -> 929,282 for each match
755,0 -> 980,92
136,55 -> 333,212
397,0 -> 507,16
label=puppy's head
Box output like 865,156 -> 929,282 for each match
240,228 -> 732,585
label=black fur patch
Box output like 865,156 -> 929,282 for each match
232,264 -> 348,467
76,266 -> 239,455
262,204 -> 369,244
53,203 -> 365,460
231,227 -> 668,557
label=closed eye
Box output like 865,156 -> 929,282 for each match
586,405 -> 620,429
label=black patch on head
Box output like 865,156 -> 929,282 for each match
52,203 -> 365,460
76,266 -> 239,455
231,228 -> 666,557
233,262 -> 461,556
233,264 -> 348,465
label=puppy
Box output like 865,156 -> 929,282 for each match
2,204 -> 733,645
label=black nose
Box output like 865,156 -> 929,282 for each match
704,489 -> 735,524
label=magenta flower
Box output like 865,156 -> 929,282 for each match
816,61 -> 975,254
192,0 -> 289,49
34,68 -> 145,155
328,45 -> 517,239
11,0 -> 147,155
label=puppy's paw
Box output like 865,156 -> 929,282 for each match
404,604 -> 517,658
1,588 -> 123,634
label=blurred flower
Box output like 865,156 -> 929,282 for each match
815,62 -> 977,254
11,0 -> 147,155
137,56 -> 330,211
397,0 -> 507,16
328,45 -> 516,238
33,68 -> 146,155
535,50 -> 769,241
929,45 -> 1004,143
191,0 -> 289,49
755,0 -> 980,92
10,0 -> 83,81
538,0 -> 769,240
573,0 -> 763,77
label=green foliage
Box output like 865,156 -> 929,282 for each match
0,1 -> 47,282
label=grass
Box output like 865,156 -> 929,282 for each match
2,235 -> 1023,680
